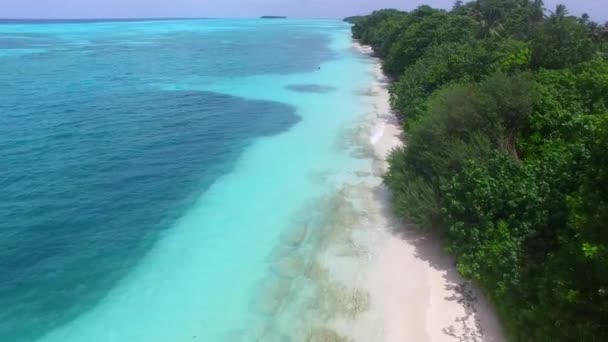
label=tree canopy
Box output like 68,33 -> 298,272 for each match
351,1 -> 608,340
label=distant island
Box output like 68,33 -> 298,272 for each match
260,16 -> 287,19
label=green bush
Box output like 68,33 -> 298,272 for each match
352,3 -> 608,340
390,39 -> 532,125
385,73 -> 534,225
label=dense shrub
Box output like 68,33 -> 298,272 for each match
352,2 -> 608,340
385,73 -> 534,225
390,39 -> 532,125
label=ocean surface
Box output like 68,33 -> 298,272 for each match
0,18 -> 375,341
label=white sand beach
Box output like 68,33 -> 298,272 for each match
347,42 -> 506,342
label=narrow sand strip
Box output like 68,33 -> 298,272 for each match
355,41 -> 506,342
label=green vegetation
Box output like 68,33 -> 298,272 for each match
351,1 -> 608,340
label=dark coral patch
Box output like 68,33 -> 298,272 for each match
286,84 -> 336,93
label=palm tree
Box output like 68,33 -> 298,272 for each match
452,0 -> 464,11
548,4 -> 569,24
528,0 -> 545,22
468,0 -> 507,38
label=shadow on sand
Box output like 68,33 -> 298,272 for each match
371,183 -> 505,342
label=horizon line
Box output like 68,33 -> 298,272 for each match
0,16 -> 345,22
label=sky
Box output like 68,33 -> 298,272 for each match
1,0 -> 607,21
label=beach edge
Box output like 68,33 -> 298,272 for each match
353,40 -> 507,342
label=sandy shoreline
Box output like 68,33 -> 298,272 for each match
239,41 -> 505,342
351,41 -> 505,342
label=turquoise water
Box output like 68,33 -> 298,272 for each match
0,19 -> 374,341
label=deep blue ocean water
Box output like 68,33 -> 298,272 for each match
0,18 -> 374,341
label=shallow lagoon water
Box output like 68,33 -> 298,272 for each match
0,19 -> 376,341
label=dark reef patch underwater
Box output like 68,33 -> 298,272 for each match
286,84 -> 337,93
0,89 -> 299,340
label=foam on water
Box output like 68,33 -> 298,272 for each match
370,122 -> 386,145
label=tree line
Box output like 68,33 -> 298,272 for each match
346,1 -> 608,340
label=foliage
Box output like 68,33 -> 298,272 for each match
351,2 -> 608,340
343,16 -> 364,24
390,39 -> 532,125
385,73 -> 534,226
530,7 -> 597,69
383,9 -> 477,78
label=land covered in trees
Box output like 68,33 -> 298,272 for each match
347,1 -> 608,340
